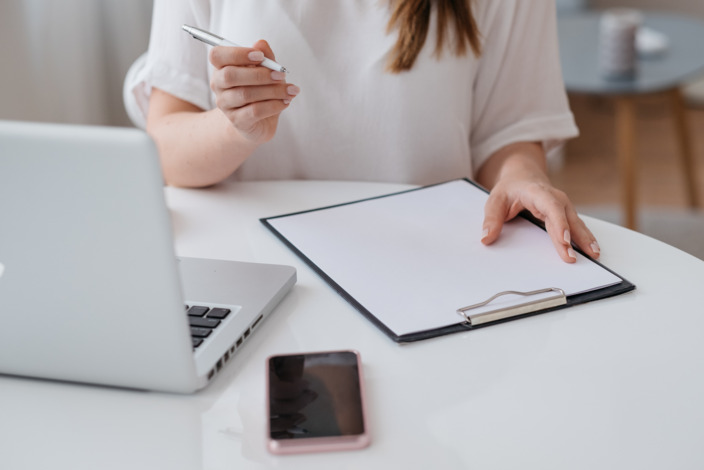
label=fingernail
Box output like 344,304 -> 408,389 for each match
481,228 -> 489,240
271,71 -> 286,81
248,51 -> 265,62
563,229 -> 571,245
287,85 -> 300,96
283,99 -> 291,105
567,247 -> 577,260
590,241 -> 601,255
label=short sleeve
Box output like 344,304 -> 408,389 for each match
127,0 -> 213,125
470,1 -> 579,170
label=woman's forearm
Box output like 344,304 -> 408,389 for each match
148,109 -> 257,188
475,141 -> 548,190
146,89 -> 258,188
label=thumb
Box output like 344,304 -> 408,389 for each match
253,39 -> 276,61
481,191 -> 509,246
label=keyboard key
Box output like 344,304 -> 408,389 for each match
207,308 -> 231,319
190,327 -> 212,338
192,338 -> 203,348
189,317 -> 221,329
187,306 -> 209,317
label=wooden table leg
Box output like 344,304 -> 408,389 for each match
670,87 -> 700,207
615,96 -> 637,230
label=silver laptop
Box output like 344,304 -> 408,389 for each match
0,120 -> 296,393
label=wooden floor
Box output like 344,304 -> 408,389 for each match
550,93 -> 704,210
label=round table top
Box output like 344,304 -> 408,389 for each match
3,180 -> 704,470
557,11 -> 704,95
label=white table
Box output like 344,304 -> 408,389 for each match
2,180 -> 704,470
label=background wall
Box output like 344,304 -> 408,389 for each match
0,0 -> 153,127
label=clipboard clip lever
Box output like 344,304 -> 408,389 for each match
456,287 -> 567,327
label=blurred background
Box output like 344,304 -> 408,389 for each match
0,0 -> 151,126
1,0 -> 702,259
555,0 -> 704,259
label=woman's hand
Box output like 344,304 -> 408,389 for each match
209,40 -> 300,145
146,40 -> 299,188
476,142 -> 601,263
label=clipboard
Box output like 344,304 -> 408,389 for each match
261,179 -> 635,343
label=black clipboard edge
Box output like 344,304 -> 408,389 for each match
260,178 -> 636,343
263,179 -> 459,221
393,279 -> 636,343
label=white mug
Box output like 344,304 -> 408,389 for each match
598,8 -> 643,79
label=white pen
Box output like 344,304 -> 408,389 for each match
182,24 -> 288,73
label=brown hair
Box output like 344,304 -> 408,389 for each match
386,0 -> 481,73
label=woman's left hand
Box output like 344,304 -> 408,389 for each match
476,142 -> 601,263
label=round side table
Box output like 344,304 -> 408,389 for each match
557,11 -> 704,229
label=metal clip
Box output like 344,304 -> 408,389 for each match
457,287 -> 567,327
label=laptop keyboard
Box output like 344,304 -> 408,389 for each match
186,305 -> 231,349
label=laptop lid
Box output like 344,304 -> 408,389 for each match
0,121 -> 295,392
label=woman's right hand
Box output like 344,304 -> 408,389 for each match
209,39 -> 299,145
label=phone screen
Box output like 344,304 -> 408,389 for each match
267,350 -> 366,441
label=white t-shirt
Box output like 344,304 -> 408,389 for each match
133,0 -> 578,185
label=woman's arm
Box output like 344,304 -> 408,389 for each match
476,141 -> 601,263
146,40 -> 300,187
147,89 -> 252,187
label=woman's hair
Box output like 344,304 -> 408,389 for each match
386,0 -> 481,73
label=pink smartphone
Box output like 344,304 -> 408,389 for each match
266,349 -> 370,455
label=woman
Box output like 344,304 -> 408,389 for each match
134,0 -> 600,263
